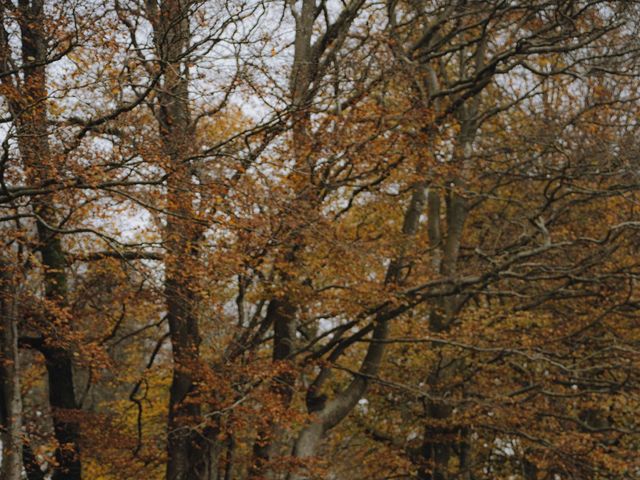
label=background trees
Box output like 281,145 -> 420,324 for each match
1,1 -> 639,479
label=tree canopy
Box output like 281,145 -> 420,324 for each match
1,1 -> 640,479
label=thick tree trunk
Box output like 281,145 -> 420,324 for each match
45,348 -> 81,480
149,2 -> 216,478
0,2 -> 82,478
418,402 -> 454,480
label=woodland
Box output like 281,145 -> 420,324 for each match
1,0 -> 640,479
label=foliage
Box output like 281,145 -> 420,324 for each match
1,1 -> 640,479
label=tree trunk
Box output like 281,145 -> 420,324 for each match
0,2 -> 82,478
421,124 -> 476,480
149,2 -> 216,478
249,2 -> 318,475
0,259 -> 23,480
287,181 -> 428,479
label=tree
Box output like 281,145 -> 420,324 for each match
1,1 -> 639,479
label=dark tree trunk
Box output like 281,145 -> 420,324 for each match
0,2 -> 82,478
0,258 -> 23,480
149,2 -> 216,478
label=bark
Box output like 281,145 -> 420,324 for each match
150,2 -> 215,479
422,119 -> 476,480
23,443 -> 46,480
427,188 -> 442,271
0,259 -> 23,480
249,298 -> 297,478
418,402 -> 455,480
522,457 -> 538,480
0,2 -> 81,478
44,347 -> 80,480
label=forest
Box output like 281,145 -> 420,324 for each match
1,0 -> 640,479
